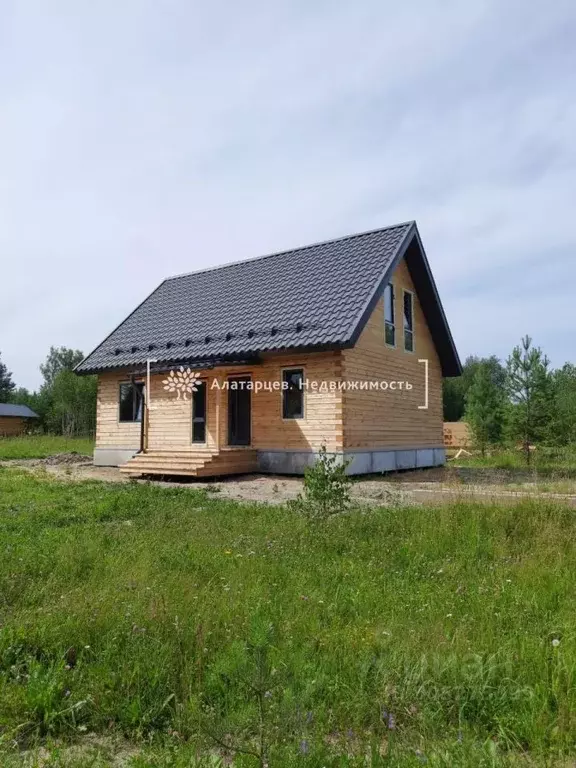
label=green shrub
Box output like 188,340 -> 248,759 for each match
289,444 -> 352,519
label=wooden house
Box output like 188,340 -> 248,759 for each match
76,221 -> 461,477
0,404 -> 39,436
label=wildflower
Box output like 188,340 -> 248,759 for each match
387,713 -> 396,730
552,638 -> 560,648
299,739 -> 309,755
415,749 -> 428,763
264,690 -> 272,699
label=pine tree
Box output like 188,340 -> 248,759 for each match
465,363 -> 505,456
506,336 -> 552,465
0,352 -> 15,402
443,355 -> 505,421
548,363 -> 576,445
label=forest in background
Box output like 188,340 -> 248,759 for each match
444,336 -> 576,462
0,347 -> 96,436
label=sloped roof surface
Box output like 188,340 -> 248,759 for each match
0,404 -> 39,418
76,222 -> 415,373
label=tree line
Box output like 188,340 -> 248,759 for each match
0,347 -> 96,436
444,335 -> 576,463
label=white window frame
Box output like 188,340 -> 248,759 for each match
403,288 -> 415,353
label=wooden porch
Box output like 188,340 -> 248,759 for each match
120,448 -> 258,478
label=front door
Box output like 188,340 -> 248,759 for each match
228,376 -> 251,446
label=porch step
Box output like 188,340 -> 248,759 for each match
120,449 -> 258,479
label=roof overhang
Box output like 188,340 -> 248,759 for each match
76,355 -> 265,377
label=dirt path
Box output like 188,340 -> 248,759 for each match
3,454 -> 576,507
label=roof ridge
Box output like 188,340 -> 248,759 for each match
166,220 -> 415,282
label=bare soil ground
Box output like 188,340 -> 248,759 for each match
3,454 -> 576,506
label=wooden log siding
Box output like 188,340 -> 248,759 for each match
96,375 -> 142,449
95,351 -> 343,454
341,258 -> 444,449
0,416 -> 27,437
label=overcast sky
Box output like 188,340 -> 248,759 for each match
1,1 -> 575,390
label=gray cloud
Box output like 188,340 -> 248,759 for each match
1,0 -> 575,388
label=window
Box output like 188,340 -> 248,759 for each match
282,368 -> 304,419
119,382 -> 144,422
403,290 -> 414,352
192,381 -> 207,443
384,282 -> 395,346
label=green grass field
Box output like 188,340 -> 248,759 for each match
0,468 -> 574,766
451,446 -> 576,475
0,436 -> 94,460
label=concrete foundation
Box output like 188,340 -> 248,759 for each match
94,447 -> 138,467
257,447 -> 446,476
94,445 -> 446,475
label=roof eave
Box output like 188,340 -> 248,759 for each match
75,340 -> 347,376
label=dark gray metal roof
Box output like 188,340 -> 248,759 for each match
76,221 -> 461,377
0,404 -> 39,418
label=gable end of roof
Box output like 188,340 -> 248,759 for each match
344,224 -> 461,377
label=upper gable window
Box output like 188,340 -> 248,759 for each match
403,290 -> 414,352
384,283 -> 395,346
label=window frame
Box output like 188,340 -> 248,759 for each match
191,378 -> 208,444
281,367 -> 305,420
403,288 -> 415,353
227,374 -> 252,447
118,381 -> 144,423
384,281 -> 396,347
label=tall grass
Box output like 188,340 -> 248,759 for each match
0,469 -> 574,765
0,436 -> 94,460
451,445 -> 576,474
